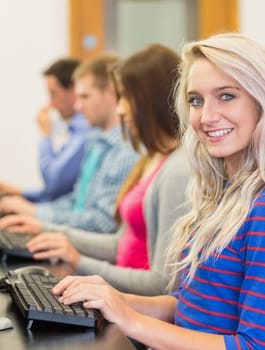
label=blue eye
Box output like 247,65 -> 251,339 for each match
188,96 -> 203,107
221,93 -> 234,101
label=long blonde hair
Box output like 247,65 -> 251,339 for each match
167,33 -> 265,288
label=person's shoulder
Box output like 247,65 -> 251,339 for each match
252,188 -> 265,207
99,125 -> 122,146
83,127 -> 102,150
161,147 -> 190,177
107,126 -> 138,157
149,148 -> 190,199
88,127 -> 103,141
236,188 -> 265,246
249,188 -> 265,215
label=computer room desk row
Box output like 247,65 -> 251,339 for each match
0,256 -> 137,350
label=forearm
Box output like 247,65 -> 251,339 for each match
41,222 -> 119,262
122,294 -> 176,322
36,196 -> 74,224
42,139 -> 85,195
39,138 -> 54,176
66,227 -> 120,261
111,293 -> 225,349
67,210 -> 118,233
23,189 -> 44,202
77,257 -> 165,295
41,222 -> 69,232
38,205 -> 116,231
121,311 -> 225,350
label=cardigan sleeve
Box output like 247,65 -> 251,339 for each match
65,225 -> 123,264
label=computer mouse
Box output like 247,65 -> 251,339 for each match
0,317 -> 13,330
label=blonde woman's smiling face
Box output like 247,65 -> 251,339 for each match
187,58 -> 259,178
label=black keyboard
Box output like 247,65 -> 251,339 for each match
0,230 -> 33,258
5,266 -> 104,329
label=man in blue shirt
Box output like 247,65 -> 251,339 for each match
0,59 -> 89,202
0,53 -> 139,233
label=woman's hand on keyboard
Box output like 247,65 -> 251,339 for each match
52,275 -> 139,331
26,232 -> 81,269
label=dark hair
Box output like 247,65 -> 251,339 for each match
43,58 -> 81,89
113,44 -> 181,154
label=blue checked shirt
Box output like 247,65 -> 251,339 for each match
36,126 -> 139,233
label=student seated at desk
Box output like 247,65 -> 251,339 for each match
0,44 -> 190,296
0,58 -> 89,202
50,33 -> 265,349
0,53 -> 138,233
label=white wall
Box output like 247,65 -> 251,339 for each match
0,0 -> 68,189
239,0 -> 265,42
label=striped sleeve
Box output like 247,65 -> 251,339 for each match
224,195 -> 265,349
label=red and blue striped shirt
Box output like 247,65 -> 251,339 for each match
173,190 -> 265,349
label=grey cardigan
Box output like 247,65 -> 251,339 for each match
44,147 -> 190,295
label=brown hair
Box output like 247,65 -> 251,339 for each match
114,44 -> 182,223
73,52 -> 120,90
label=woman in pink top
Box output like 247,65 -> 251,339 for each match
0,44 -> 189,295
117,154 -> 168,269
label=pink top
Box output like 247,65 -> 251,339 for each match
116,157 -> 167,269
